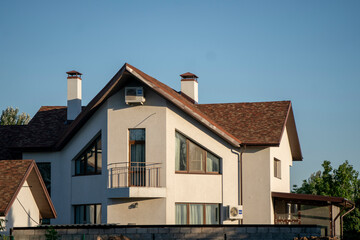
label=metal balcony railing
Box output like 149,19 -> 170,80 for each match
108,162 -> 161,188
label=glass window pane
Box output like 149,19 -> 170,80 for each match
205,204 -> 219,224
88,205 -> 95,224
189,142 -> 204,172
87,146 -> 96,174
189,204 -> 203,224
175,204 -> 187,224
206,152 -> 220,173
130,129 -> 145,141
96,138 -> 102,173
175,132 -> 187,171
36,163 -> 51,195
75,205 -> 85,224
74,206 -> 80,224
96,205 -> 101,224
274,158 -> 281,178
131,144 -> 145,163
76,156 -> 86,175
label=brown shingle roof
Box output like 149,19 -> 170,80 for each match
0,126 -> 24,160
0,160 -> 57,218
11,106 -> 69,150
2,63 -> 301,160
197,101 -> 291,145
0,160 -> 32,215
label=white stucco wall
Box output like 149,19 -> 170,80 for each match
242,147 -> 271,224
24,102 -> 108,225
2,180 -> 40,234
269,127 -> 293,222
270,127 -> 293,193
242,127 -> 293,224
165,102 -> 240,225
107,198 -> 166,225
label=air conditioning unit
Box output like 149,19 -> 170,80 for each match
125,87 -> 145,105
228,205 -> 243,220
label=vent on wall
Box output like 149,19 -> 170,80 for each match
125,87 -> 145,105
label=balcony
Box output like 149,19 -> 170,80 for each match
107,162 -> 166,198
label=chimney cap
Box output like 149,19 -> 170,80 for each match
66,70 -> 82,77
180,72 -> 198,79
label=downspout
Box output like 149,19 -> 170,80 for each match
333,205 -> 345,237
340,201 -> 355,240
231,144 -> 246,224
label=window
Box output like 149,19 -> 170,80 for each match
274,158 -> 281,179
74,204 -> 101,224
37,162 -> 51,195
75,136 -> 102,176
37,162 -> 51,225
175,132 -> 220,173
175,203 -> 220,225
129,129 -> 145,186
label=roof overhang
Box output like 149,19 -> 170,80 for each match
0,160 -> 56,218
272,192 -> 354,208
283,103 -> 303,161
53,63 -> 242,150
125,65 -> 242,147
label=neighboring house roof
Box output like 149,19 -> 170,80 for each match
0,160 -> 56,218
11,106 -> 69,150
0,126 -> 24,160
272,192 -> 355,208
1,63 -> 302,160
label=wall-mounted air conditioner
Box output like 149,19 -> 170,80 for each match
228,205 -> 243,220
125,87 -> 145,105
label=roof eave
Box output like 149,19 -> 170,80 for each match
54,65 -> 127,150
3,161 -> 33,216
31,161 -> 57,218
125,65 -> 242,148
277,102 -> 303,161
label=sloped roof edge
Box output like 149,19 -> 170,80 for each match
54,63 -> 241,150
284,104 -> 303,161
1,160 -> 33,216
125,64 -> 242,147
0,160 -> 56,218
54,64 -> 127,150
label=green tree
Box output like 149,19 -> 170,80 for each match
293,160 -> 360,238
45,226 -> 59,240
0,106 -> 30,125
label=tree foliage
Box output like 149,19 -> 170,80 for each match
293,160 -> 360,237
45,226 -> 59,240
0,106 -> 30,125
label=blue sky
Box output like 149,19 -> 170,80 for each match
1,1 -> 359,187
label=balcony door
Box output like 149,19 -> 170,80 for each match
129,129 -> 145,186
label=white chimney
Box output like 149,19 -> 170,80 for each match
180,72 -> 198,103
66,70 -> 82,121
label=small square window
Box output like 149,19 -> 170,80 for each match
274,158 -> 281,179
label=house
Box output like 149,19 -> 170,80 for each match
0,63 -> 353,237
0,160 -> 56,234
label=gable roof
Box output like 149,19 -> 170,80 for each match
2,63 -> 302,160
0,160 -> 56,218
197,101 -> 291,145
